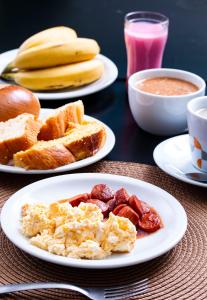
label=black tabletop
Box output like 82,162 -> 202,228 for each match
1,0 -> 206,165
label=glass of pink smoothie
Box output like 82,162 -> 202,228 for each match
124,11 -> 169,78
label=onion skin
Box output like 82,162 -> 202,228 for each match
0,85 -> 40,121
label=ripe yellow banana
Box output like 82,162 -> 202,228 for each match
13,38 -> 100,70
2,59 -> 104,91
18,26 -> 77,53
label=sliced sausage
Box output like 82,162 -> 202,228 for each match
112,204 -> 128,215
91,184 -> 114,202
117,206 -> 139,226
115,188 -> 129,205
107,198 -> 116,212
138,209 -> 161,233
129,195 -> 150,217
58,193 -> 89,207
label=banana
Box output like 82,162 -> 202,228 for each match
2,59 -> 104,91
18,26 -> 77,53
13,38 -> 100,70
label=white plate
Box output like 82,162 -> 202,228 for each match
0,49 -> 118,100
153,134 -> 207,188
0,108 -> 115,174
0,173 -> 187,269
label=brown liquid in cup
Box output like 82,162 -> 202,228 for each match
137,77 -> 199,96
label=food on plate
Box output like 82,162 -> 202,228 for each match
0,113 -> 41,164
59,193 -> 90,206
101,213 -> 136,253
18,26 -> 77,53
91,183 -> 114,202
14,141 -> 76,170
129,195 -> 150,216
0,85 -> 40,121
112,204 -> 127,215
60,184 -> 163,235
137,77 -> 199,96
14,38 -> 100,70
20,184 -> 162,260
1,26 -> 104,91
14,120 -> 106,169
114,187 -> 129,205
64,121 -> 106,160
115,206 -> 139,226
21,202 -> 136,259
2,59 -> 104,91
138,209 -> 161,232
87,199 -> 109,217
0,97 -> 107,170
38,100 -> 84,140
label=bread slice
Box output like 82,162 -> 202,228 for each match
14,120 -> 106,170
38,100 -> 84,140
0,113 -> 41,164
63,121 -> 106,160
14,140 -> 75,170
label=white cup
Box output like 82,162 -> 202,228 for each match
128,68 -> 206,135
187,96 -> 207,172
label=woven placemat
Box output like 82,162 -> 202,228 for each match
0,161 -> 207,300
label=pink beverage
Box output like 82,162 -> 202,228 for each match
124,12 -> 169,78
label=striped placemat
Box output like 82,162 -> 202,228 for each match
0,161 -> 207,299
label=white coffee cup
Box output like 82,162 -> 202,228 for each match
128,68 -> 206,136
187,96 -> 207,172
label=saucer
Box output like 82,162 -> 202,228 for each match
153,134 -> 207,187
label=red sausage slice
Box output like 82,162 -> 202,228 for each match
112,204 -> 127,215
117,206 -> 139,226
58,193 -> 89,207
91,184 -> 114,202
129,195 -> 150,217
138,209 -> 161,233
107,198 -> 116,212
115,188 -> 129,205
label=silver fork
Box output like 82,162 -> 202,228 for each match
0,278 -> 149,299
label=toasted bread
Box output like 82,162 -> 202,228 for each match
38,100 -> 84,140
14,140 -> 75,170
14,120 -> 106,170
63,121 -> 106,160
0,113 -> 41,164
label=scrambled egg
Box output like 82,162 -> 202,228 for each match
21,202 -> 136,259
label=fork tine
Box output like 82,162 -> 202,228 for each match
104,278 -> 148,292
104,280 -> 148,299
104,283 -> 148,296
104,287 -> 148,299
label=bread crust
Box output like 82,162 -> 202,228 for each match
13,120 -> 106,170
0,114 -> 41,164
14,143 -> 75,170
64,127 -> 106,160
38,100 -> 84,140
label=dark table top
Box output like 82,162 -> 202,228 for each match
1,0 -> 206,165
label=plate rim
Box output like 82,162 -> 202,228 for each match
153,134 -> 207,188
0,108 -> 115,174
0,172 -> 188,269
0,49 -> 118,100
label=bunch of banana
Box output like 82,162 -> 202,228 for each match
18,26 -> 77,52
1,26 -> 104,91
